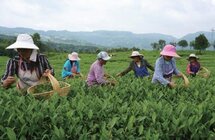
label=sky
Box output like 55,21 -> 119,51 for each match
0,0 -> 215,38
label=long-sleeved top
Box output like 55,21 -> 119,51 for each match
87,60 -> 107,86
186,61 -> 200,74
119,58 -> 154,77
152,56 -> 180,86
1,54 -> 54,83
62,60 -> 80,78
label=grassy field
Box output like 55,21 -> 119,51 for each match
0,50 -> 215,139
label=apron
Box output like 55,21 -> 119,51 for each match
134,64 -> 149,77
71,61 -> 77,73
190,62 -> 200,74
163,61 -> 174,82
17,61 -> 40,90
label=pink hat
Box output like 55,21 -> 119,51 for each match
160,45 -> 180,58
68,52 -> 80,61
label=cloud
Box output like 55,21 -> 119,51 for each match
0,0 -> 215,37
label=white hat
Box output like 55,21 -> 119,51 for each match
6,34 -> 39,50
68,52 -> 80,61
188,54 -> 199,59
97,51 -> 111,61
130,51 -> 143,57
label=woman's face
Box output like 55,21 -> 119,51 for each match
99,59 -> 107,65
17,49 -> 33,60
163,55 -> 173,61
189,57 -> 196,63
132,56 -> 140,62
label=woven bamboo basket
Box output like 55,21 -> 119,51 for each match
27,73 -> 70,98
197,67 -> 210,78
172,73 -> 189,87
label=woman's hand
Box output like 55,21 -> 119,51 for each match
108,80 -> 116,86
43,69 -> 52,77
104,73 -> 111,78
116,73 -> 122,77
168,82 -> 176,88
2,76 -> 16,88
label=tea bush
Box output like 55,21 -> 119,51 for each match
0,51 -> 214,139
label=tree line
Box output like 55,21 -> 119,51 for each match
151,34 -> 214,54
0,33 -> 102,57
0,33 -> 214,58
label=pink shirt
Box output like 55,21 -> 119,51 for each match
87,60 -> 107,86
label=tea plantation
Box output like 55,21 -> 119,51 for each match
0,50 -> 215,139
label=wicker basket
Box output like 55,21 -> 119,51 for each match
27,73 -> 70,98
197,67 -> 210,78
172,73 -> 189,87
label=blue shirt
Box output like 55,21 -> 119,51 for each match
61,60 -> 80,78
152,56 -> 180,86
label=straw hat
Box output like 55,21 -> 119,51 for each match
130,51 -> 143,58
6,34 -> 39,50
188,54 -> 199,60
97,51 -> 111,61
160,45 -> 180,58
68,52 -> 80,61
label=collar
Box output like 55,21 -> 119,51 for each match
29,50 -> 38,62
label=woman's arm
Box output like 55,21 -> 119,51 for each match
116,62 -> 133,77
1,59 -> 17,88
145,59 -> 154,71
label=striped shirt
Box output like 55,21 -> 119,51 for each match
1,54 -> 54,82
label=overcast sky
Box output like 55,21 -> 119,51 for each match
0,0 -> 215,38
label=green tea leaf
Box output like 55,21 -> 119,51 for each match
6,127 -> 16,140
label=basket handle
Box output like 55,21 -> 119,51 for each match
182,73 -> 189,87
47,73 -> 61,92
201,67 -> 210,74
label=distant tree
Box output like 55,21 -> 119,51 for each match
0,36 -> 16,57
189,40 -> 195,50
177,40 -> 188,50
169,42 -> 177,47
151,42 -> 159,50
32,33 -> 41,47
158,39 -> 166,50
96,49 -> 101,53
32,33 -> 46,52
131,46 -> 140,51
194,34 -> 209,54
213,41 -> 215,50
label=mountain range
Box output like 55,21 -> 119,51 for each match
0,26 -> 214,50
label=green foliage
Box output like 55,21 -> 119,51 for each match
151,39 -> 166,50
178,40 -> 188,49
0,51 -> 215,139
194,34 -> 210,53
158,39 -> 166,49
0,34 -> 16,57
151,42 -> 159,50
189,40 -> 195,49
32,33 -> 53,52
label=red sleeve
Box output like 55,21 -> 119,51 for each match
186,63 -> 191,74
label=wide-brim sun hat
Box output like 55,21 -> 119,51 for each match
68,52 -> 80,61
130,51 -> 143,58
160,45 -> 180,58
97,51 -> 111,61
187,53 -> 199,60
6,34 -> 39,50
